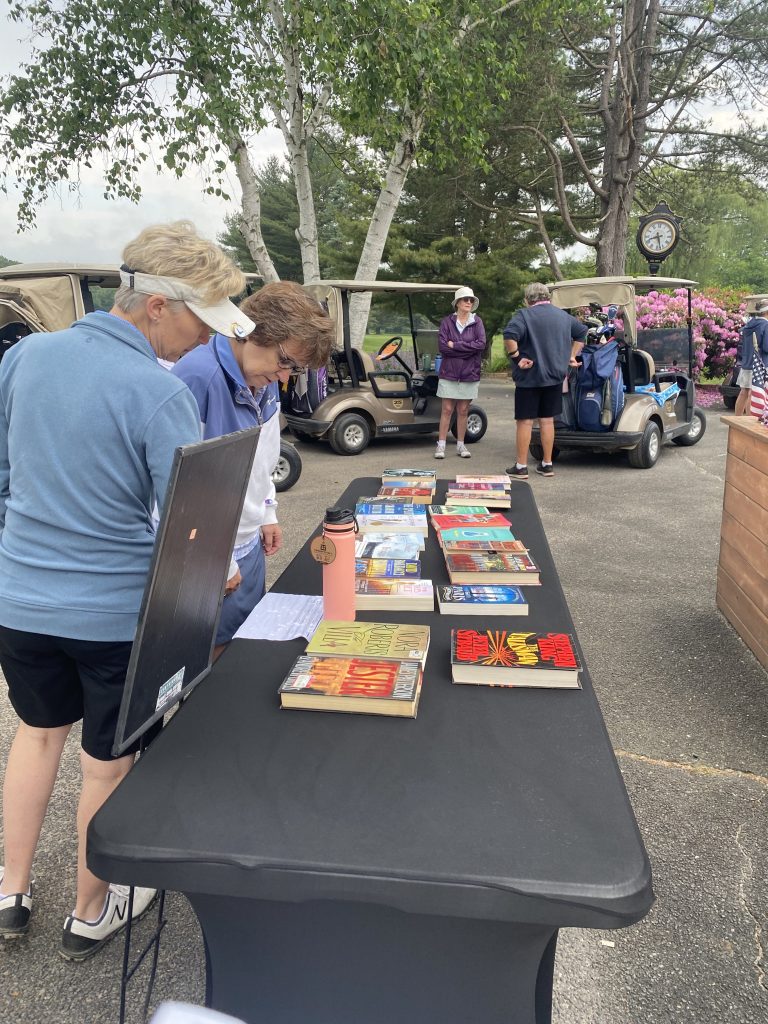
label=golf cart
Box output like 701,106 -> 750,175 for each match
719,293 -> 765,410
283,281 -> 489,455
0,262 -> 302,491
529,276 -> 707,469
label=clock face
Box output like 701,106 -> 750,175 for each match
640,219 -> 676,254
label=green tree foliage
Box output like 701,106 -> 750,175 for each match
0,256 -> 17,268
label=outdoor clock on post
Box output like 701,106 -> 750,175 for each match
636,201 -> 682,275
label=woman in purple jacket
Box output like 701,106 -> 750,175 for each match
435,286 -> 487,458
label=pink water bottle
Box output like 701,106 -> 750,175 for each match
320,507 -> 357,621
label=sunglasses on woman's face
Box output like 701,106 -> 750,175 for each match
276,342 -> 308,374
459,297 -> 474,303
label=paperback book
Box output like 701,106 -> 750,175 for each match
447,481 -> 508,492
356,535 -> 424,559
438,526 -> 515,546
437,585 -> 528,615
445,551 -> 540,585
355,557 -> 421,579
355,578 -> 434,612
357,514 -> 429,536
455,474 -> 511,487
307,620 -> 431,667
451,629 -> 581,688
382,469 -> 437,486
377,486 -> 435,504
428,505 -> 490,518
445,491 -> 511,508
278,655 -> 423,717
431,512 -> 511,531
441,539 -> 527,554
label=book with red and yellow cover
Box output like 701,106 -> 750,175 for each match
306,620 -> 430,667
445,551 -> 540,584
279,655 -> 423,716
450,629 -> 581,688
431,512 -> 511,531
440,538 -> 528,554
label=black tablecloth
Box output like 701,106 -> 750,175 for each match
89,479 -> 653,929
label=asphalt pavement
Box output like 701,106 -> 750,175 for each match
1,377 -> 766,1024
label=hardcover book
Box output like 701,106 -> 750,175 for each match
355,557 -> 421,579
445,551 -> 540,585
355,535 -> 424,559
279,655 -> 423,716
450,629 -> 581,688
307,620 -> 431,667
431,512 -> 511,531
355,578 -> 434,612
437,585 -> 528,615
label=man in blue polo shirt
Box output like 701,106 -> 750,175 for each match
503,282 -> 587,479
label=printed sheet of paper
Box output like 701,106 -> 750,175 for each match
233,592 -> 324,642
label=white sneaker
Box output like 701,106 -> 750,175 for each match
60,884 -> 157,961
0,867 -> 33,938
434,443 -> 446,459
456,443 -> 472,458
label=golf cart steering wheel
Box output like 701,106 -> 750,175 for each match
376,336 -> 403,361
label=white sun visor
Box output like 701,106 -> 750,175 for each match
119,267 -> 255,339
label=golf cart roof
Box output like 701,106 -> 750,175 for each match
744,294 -> 768,314
311,281 -> 461,294
0,263 -> 123,284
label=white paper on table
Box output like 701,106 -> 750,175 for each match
233,592 -> 324,642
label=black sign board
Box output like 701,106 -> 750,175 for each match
112,427 -> 260,755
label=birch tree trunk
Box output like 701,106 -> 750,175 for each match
348,118 -> 423,346
233,140 -> 280,283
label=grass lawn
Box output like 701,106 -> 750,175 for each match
364,333 -> 508,370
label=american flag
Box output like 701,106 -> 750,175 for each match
749,335 -> 767,422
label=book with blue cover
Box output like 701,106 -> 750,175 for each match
437,585 -> 528,615
355,558 -> 421,579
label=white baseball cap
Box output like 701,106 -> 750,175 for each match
120,266 -> 255,339
452,286 -> 479,312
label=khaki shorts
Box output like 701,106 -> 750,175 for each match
737,368 -> 752,388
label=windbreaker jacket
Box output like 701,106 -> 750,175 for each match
437,314 -> 487,383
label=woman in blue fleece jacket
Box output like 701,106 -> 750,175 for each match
173,282 -> 335,655
0,221 -> 253,961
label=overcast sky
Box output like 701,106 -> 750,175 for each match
0,3 -> 285,263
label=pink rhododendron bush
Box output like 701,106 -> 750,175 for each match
635,287 -> 744,380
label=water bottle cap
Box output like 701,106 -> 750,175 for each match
324,506 -> 355,526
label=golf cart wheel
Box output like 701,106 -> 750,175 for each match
628,421 -> 662,469
330,412 -> 371,455
672,407 -> 707,447
529,444 -> 560,462
272,441 -> 302,492
451,405 -> 488,444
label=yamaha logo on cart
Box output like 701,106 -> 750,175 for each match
380,426 -> 399,433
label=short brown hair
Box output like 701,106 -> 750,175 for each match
238,282 -> 334,369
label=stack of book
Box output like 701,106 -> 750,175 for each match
444,474 -> 511,509
376,468 -> 437,505
278,620 -> 431,717
353,472 -> 434,611
450,628 -> 581,689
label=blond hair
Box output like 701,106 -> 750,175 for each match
238,282 -> 335,369
114,220 -> 246,312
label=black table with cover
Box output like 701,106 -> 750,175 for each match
89,478 -> 653,1024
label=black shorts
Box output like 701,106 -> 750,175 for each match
0,626 -> 138,761
514,384 -> 563,421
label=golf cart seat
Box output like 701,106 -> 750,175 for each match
623,349 -> 656,389
349,348 -> 412,395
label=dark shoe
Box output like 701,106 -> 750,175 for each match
60,885 -> 157,961
0,870 -> 32,938
535,462 -> 554,477
506,465 -> 529,481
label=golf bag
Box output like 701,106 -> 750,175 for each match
574,339 -> 625,431
280,367 -> 327,416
